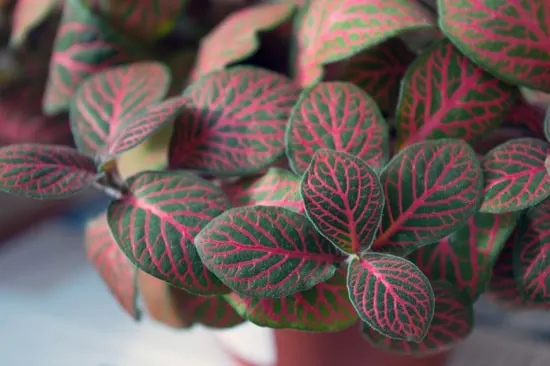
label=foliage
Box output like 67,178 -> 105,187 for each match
1,0 -> 550,357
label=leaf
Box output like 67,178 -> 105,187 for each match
347,254 -> 434,342
10,0 -> 60,47
396,39 -> 517,148
221,168 -> 303,213
107,171 -> 232,295
43,0 -> 135,115
324,38 -> 415,115
513,198 -> 550,303
169,66 -> 301,176
195,206 -> 343,298
293,0 -> 434,87
226,267 -> 357,331
70,62 -> 171,159
286,82 -> 388,175
191,2 -> 296,80
505,100 -> 545,137
439,0 -> 550,92
0,143 -> 97,199
411,212 -> 518,300
374,139 -> 483,255
362,281 -> 473,355
85,213 -> 140,320
480,138 -> 550,213
301,149 -> 384,255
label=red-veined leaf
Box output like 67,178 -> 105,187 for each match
362,281 -> 473,355
347,254 -> 434,342
70,61 -> 170,159
480,138 -> 550,213
396,39 -> 516,149
286,82 -> 388,175
86,213 -> 140,320
221,167 -> 303,213
439,0 -> 550,92
505,100 -> 545,137
0,143 -> 96,199
195,206 -> 343,298
226,267 -> 357,331
169,66 -> 301,176
411,212 -> 518,300
43,0 -> 135,116
374,139 -> 483,255
107,171 -> 232,295
301,149 -> 384,255
293,0 -> 434,87
191,2 -> 295,80
10,0 -> 60,47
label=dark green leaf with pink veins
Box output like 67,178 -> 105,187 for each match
169,66 -> 301,177
362,281 -> 473,355
480,138 -> 550,213
301,149 -> 384,255
0,144 -> 96,199
286,82 -> 388,176
293,0 -> 434,87
195,206 -> 343,298
107,171 -> 232,295
439,0 -> 550,92
226,267 -> 357,331
396,39 -> 516,149
70,62 -> 170,160
221,168 -> 303,213
43,0 -> 135,116
513,198 -> 550,303
373,139 -> 483,256
347,254 -> 434,342
411,211 -> 518,301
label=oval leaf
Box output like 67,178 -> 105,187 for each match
439,0 -> 550,92
301,149 -> 384,255
480,138 -> 550,213
362,281 -> 473,355
107,171 -> 232,295
347,254 -> 435,342
293,0 -> 434,86
10,0 -> 60,47
86,213 -> 140,320
195,206 -> 343,298
0,143 -> 96,199
374,139 -> 483,255
226,267 -> 357,331
396,39 -> 516,148
191,3 -> 295,80
286,82 -> 388,175
71,62 -> 170,158
221,168 -> 303,213
169,66 -> 301,176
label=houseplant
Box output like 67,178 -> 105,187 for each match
1,0 -> 550,365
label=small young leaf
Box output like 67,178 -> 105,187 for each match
293,0 -> 434,86
191,2 -> 296,80
301,149 -> 384,255
480,138 -> 550,213
396,39 -> 516,148
71,62 -> 171,158
221,168 -> 303,213
10,0 -> 60,47
439,0 -> 550,92
169,66 -> 301,176
85,213 -> 140,320
347,254 -> 434,342
107,171 -> 232,295
195,206 -> 343,298
362,281 -> 473,355
286,82 -> 388,175
0,144 -> 96,199
374,139 -> 483,255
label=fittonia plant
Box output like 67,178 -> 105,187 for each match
1,0 -> 550,357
